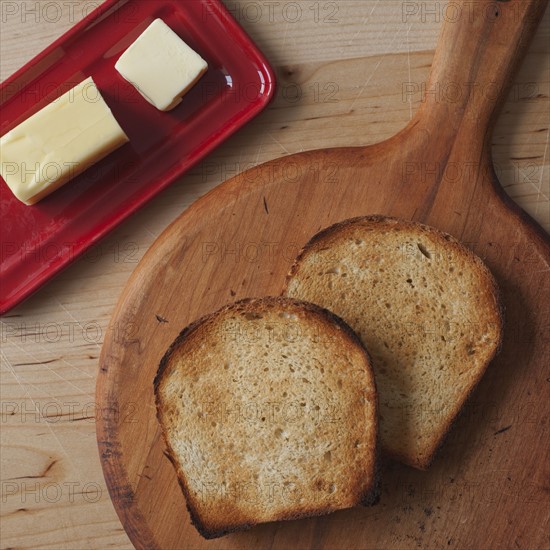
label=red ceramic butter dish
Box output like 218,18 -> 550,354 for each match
0,0 -> 276,314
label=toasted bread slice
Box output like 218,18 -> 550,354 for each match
284,216 -> 503,469
154,297 -> 379,539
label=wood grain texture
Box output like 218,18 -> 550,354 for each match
97,1 -> 550,549
1,1 -> 549,549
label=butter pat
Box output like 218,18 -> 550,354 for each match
0,77 -> 129,205
115,19 -> 208,111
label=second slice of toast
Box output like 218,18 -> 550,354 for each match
284,216 -> 503,469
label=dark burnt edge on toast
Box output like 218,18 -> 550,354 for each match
154,296 -> 380,539
282,214 -> 505,470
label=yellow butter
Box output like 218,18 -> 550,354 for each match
115,19 -> 208,111
0,77 -> 129,205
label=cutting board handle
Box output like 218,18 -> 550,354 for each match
417,0 -> 548,142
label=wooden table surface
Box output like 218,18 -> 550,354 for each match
1,2 -> 548,549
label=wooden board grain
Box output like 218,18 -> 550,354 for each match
97,2 -> 550,549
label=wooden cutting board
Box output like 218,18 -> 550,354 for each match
97,1 -> 550,548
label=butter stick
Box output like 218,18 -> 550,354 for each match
0,77 -> 129,205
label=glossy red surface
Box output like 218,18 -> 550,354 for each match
0,0 -> 276,314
